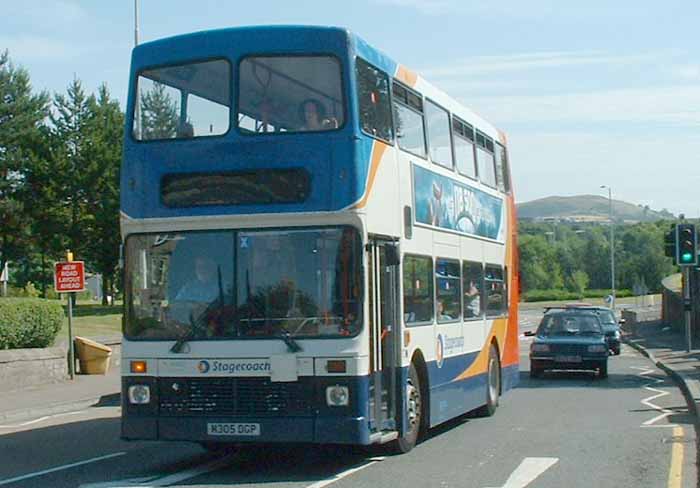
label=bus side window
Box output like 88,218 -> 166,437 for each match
495,142 -> 511,193
462,261 -> 484,319
484,265 -> 506,317
356,58 -> 393,143
476,131 -> 497,188
392,81 -> 426,159
403,255 -> 433,325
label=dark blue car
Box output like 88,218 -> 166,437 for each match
545,305 -> 622,355
527,311 -> 610,378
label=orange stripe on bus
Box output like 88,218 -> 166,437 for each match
353,142 -> 389,209
395,65 -> 418,87
453,318 -> 509,381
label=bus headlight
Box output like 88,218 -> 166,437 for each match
326,385 -> 349,406
128,384 -> 151,404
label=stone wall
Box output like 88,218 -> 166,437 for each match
0,337 -> 122,391
0,346 -> 68,392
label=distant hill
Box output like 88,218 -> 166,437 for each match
517,195 -> 674,223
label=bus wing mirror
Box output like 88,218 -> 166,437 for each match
385,245 -> 400,267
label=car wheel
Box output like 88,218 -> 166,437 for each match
530,365 -> 541,378
475,345 -> 501,417
394,362 -> 423,453
598,361 -> 608,379
614,346 -> 621,356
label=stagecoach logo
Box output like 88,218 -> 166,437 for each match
436,334 -> 445,369
197,360 -> 211,373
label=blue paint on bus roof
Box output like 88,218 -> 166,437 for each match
121,26 -> 403,220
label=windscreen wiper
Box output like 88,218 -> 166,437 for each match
171,266 -> 225,354
279,330 -> 302,353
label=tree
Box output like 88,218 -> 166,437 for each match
140,82 -> 178,140
46,78 -> 96,260
0,51 -> 50,293
569,270 -> 589,298
83,84 -> 124,304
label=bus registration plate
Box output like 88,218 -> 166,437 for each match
207,423 -> 260,436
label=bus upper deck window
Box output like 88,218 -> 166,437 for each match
237,56 -> 344,135
133,59 -> 231,141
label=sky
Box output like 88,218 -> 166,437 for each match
4,0 -> 700,216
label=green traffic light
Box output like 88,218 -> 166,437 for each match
681,252 -> 693,262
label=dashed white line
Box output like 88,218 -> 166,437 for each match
79,451 -> 238,487
483,457 -> 559,488
0,452 -> 126,486
0,410 -> 87,429
304,457 -> 385,488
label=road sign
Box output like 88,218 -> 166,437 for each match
54,261 -> 86,293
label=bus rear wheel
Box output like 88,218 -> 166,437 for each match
475,345 -> 500,417
394,362 -> 423,453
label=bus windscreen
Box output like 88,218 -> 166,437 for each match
124,227 -> 361,340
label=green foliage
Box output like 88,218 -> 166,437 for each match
0,50 -> 50,279
140,82 -> 178,139
519,221 -> 677,295
568,270 -> 589,298
0,298 -> 64,349
523,288 -> 633,302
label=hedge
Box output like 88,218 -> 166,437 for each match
0,298 -> 65,349
522,289 -> 634,302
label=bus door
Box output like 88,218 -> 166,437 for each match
367,238 -> 401,433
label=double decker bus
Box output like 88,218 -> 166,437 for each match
121,25 -> 519,452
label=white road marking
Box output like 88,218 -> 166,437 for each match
304,457 -> 385,488
631,366 -> 679,428
78,451 -> 238,488
0,452 -> 126,486
483,457 -> 558,488
0,409 -> 88,429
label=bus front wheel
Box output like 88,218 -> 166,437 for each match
394,362 -> 423,453
475,345 -> 500,417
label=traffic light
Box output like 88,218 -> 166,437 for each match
664,226 -> 677,264
676,223 -> 697,266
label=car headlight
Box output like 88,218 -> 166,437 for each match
614,330 -> 621,339
588,345 -> 608,353
531,344 -> 550,352
326,385 -> 349,406
128,384 -> 151,404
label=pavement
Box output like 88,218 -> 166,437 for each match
0,367 -> 120,424
623,318 -> 700,420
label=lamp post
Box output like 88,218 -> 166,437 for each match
600,185 -> 615,309
133,0 -> 141,139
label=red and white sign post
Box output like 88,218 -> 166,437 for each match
55,254 -> 85,379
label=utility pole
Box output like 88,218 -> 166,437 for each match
600,185 -> 616,309
133,0 -> 141,139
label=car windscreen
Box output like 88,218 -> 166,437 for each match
537,314 -> 603,337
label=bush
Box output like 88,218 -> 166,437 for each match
0,298 -> 65,349
522,289 -> 579,302
523,288 -> 634,302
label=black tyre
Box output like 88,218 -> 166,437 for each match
530,364 -> 541,379
598,361 -> 608,379
394,362 -> 423,453
613,346 -> 621,356
475,345 -> 501,417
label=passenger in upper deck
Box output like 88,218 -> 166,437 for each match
298,99 -> 325,131
298,99 -> 337,131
